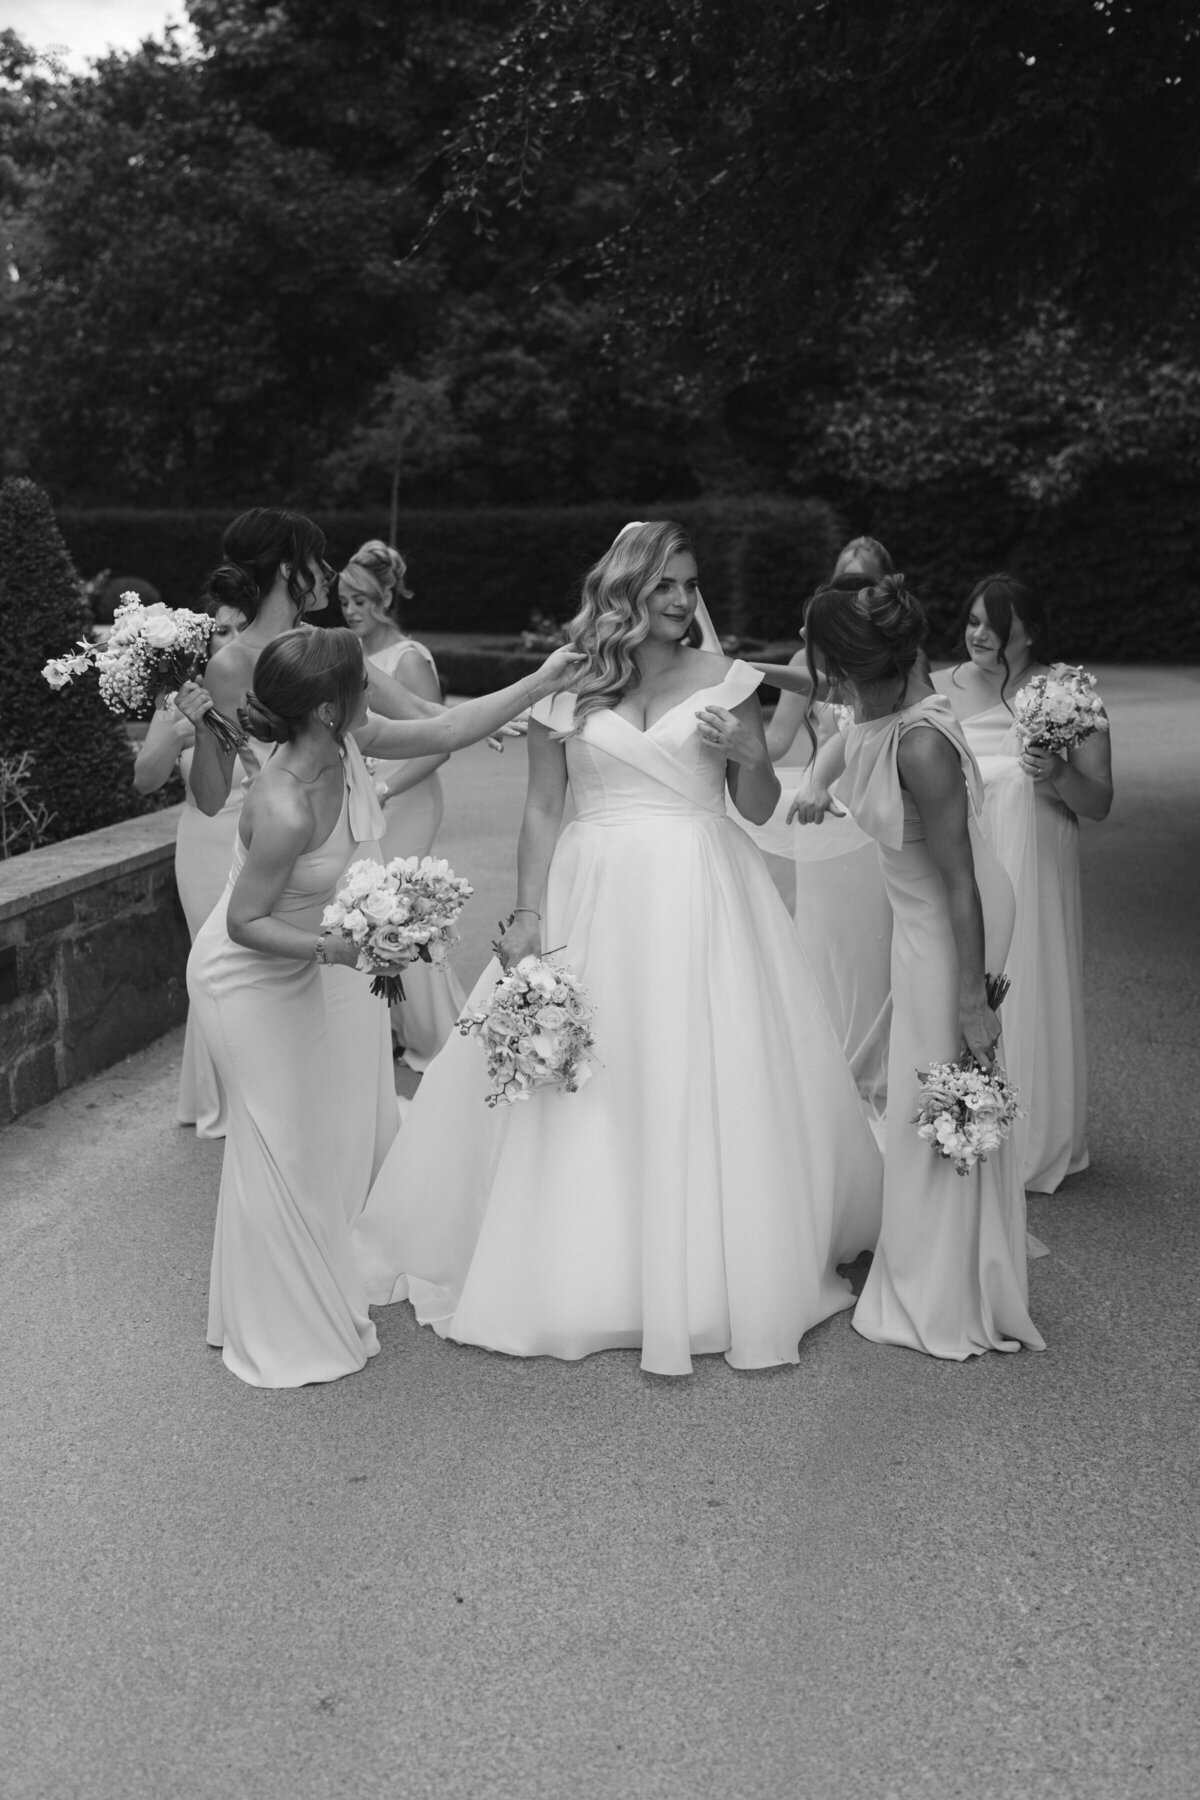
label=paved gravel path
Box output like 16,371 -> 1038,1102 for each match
2,668 -> 1197,1800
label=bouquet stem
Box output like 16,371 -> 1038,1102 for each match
369,972 -> 407,1005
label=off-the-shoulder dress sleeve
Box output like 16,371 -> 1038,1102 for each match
529,691 -> 578,732
720,660 -> 765,709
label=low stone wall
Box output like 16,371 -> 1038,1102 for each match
0,808 -> 188,1125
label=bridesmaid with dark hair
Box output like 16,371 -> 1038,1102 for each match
934,573 -> 1113,1193
179,507 -> 446,819
187,626 -> 581,1388
766,576 -> 1043,1359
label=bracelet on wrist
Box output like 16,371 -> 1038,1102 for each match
313,932 -> 329,964
508,907 -> 541,923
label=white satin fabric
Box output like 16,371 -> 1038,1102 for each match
353,661 -> 883,1375
833,697 -> 1044,1358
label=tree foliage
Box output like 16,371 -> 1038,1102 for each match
1,2 -> 1198,512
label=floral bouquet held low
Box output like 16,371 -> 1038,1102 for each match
1013,664 -> 1108,756
322,856 -> 473,1004
914,975 -> 1022,1178
42,592 -> 244,753
459,955 -> 596,1108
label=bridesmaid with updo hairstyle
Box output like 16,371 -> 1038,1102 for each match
176,508 -> 449,820
338,539 -> 465,1068
763,575 -> 1044,1359
186,625 -> 582,1387
934,573 -> 1113,1193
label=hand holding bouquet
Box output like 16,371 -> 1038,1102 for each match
1013,664 -> 1108,756
915,974 -> 1021,1177
42,593 -> 244,752
458,955 -> 595,1107
322,855 -> 473,1003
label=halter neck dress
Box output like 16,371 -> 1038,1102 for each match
187,738 -> 397,1387
353,662 -> 883,1375
833,695 -> 1044,1358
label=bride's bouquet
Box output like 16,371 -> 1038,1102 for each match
42,592 -> 243,752
1013,664 -> 1108,756
322,855 -> 473,1004
914,975 -> 1021,1177
458,955 -> 595,1108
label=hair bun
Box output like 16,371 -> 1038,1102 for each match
863,574 -> 927,652
204,562 -> 258,613
239,689 -> 292,744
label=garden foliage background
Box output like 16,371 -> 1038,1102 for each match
1,3 -> 1199,850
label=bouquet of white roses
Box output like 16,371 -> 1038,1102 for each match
913,974 -> 1021,1177
1013,664 -> 1108,756
42,592 -> 244,752
458,955 -> 595,1108
322,855 -> 473,1004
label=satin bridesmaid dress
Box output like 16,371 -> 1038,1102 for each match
174,740 -> 269,1138
366,638 -> 466,1071
957,701 -> 1090,1193
188,739 -> 398,1388
353,662 -> 883,1376
833,695 -> 1044,1359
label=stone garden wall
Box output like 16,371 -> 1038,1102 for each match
0,808 -> 189,1126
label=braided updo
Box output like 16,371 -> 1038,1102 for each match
338,539 -> 413,623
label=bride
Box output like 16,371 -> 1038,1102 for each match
353,520 -> 882,1375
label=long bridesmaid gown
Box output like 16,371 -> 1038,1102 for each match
174,741 -> 266,1138
188,739 -> 398,1388
834,695 -> 1044,1359
957,702 -> 1091,1193
740,702 -> 892,1127
366,638 -> 466,1071
353,663 -> 883,1376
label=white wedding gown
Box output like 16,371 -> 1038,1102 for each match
353,662 -> 883,1375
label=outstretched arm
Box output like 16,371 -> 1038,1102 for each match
764,652 -> 812,761
354,647 -> 582,761
899,727 -> 998,1067
496,719 -> 569,968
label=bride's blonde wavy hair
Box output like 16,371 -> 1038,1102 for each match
565,520 -> 702,730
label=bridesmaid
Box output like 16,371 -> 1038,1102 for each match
184,508 -> 446,820
934,574 -> 1113,1192
338,539 -> 466,1069
778,577 -> 1044,1358
185,626 -> 581,1387
133,600 -> 246,1137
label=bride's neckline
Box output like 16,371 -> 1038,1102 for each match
608,663 -> 737,736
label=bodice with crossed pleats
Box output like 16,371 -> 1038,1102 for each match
353,660 -> 883,1376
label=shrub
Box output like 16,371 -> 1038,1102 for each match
0,479 -> 143,851
55,499 -> 843,640
840,465 -> 1200,661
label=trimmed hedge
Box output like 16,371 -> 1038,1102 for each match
56,499 -> 842,641
842,465 -> 1200,661
0,480 -> 144,851
55,471 -> 1200,662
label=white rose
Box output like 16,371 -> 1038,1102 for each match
142,614 -> 178,651
341,907 -> 370,941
